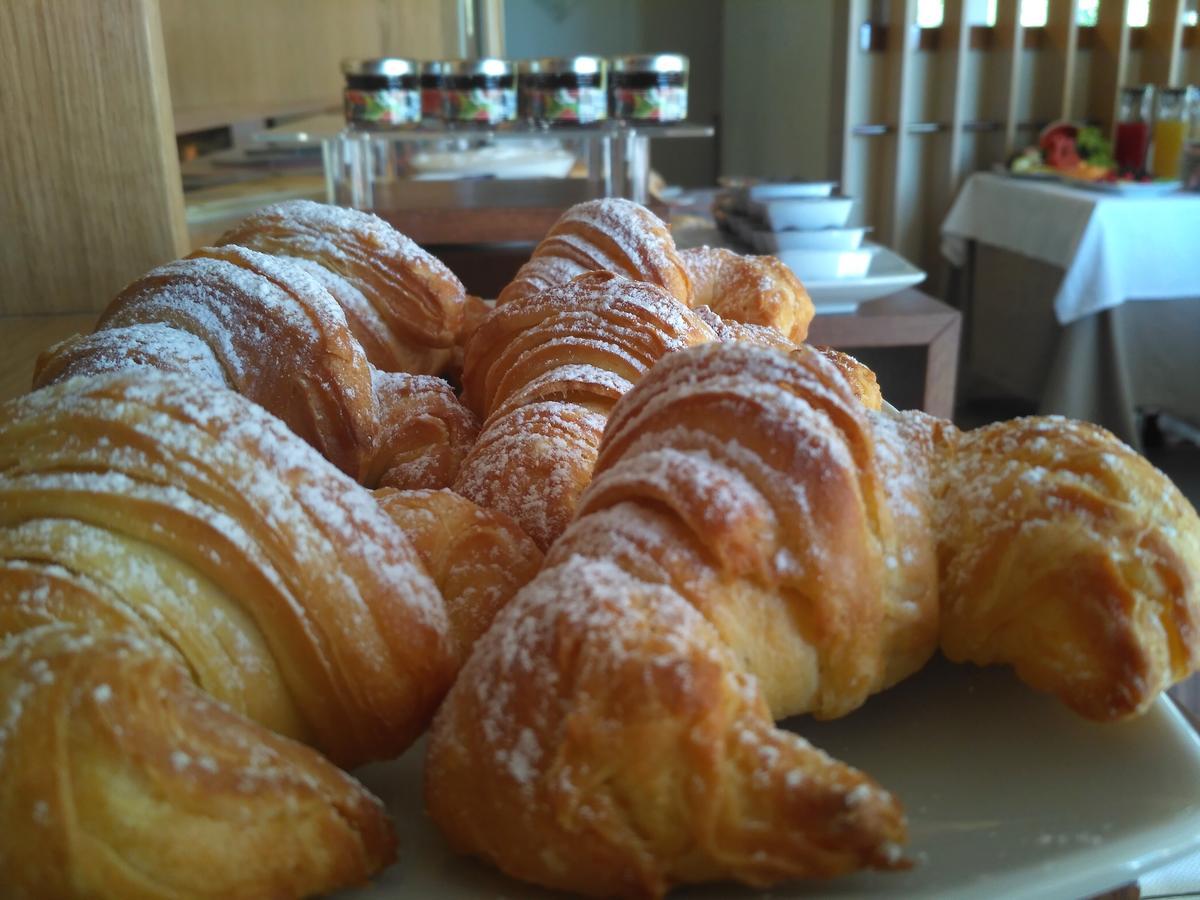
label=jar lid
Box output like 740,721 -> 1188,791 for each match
525,56 -> 606,76
447,58 -> 515,77
611,54 -> 688,74
342,58 -> 417,78
1159,86 -> 1190,97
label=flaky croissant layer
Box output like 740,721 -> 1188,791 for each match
427,341 -> 1200,898
0,373 -> 462,898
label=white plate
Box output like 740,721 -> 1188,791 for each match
805,245 -> 927,313
1060,178 -> 1183,196
342,658 -> 1200,899
754,227 -> 870,253
748,195 -> 855,231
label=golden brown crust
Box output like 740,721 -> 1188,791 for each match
374,487 -> 543,660
32,247 -> 478,492
575,342 -> 939,719
444,294 -> 495,385
497,198 -> 691,306
681,246 -> 815,343
0,372 -> 459,896
454,272 -> 718,550
0,625 -> 396,900
427,560 -> 908,899
933,415 -> 1200,720
367,371 -> 479,490
427,343 -> 935,896
811,346 -> 883,410
216,199 -> 466,375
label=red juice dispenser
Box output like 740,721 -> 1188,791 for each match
1115,85 -> 1155,175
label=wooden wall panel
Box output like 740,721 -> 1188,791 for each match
1141,0 -> 1186,85
1088,0 -> 1131,136
0,0 -> 188,315
1044,0 -> 1080,121
161,0 -> 463,133
884,0 -> 920,258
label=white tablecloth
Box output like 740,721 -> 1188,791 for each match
942,173 -> 1200,324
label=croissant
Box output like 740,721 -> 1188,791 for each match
216,199 -> 467,375
934,415 -> 1200,720
454,271 -> 718,550
34,245 -> 478,491
496,198 -> 692,306
0,371 -> 462,896
373,486 -> 543,660
680,245 -> 815,343
428,341 -> 1200,897
427,342 -> 924,896
808,346 -> 883,411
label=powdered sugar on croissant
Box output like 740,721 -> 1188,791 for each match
497,198 -> 691,306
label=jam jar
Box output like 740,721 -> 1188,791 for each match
521,56 -> 608,125
341,58 -> 420,129
443,58 -> 517,125
610,54 -> 688,123
419,60 -> 453,122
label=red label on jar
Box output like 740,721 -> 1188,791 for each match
445,87 -> 517,124
421,87 -> 442,119
526,86 -> 607,124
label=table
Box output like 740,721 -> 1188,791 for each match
943,172 -> 1200,325
807,289 -> 961,420
941,173 -> 1200,449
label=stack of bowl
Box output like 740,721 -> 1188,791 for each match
717,182 -> 874,281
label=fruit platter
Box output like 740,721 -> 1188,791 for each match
1004,120 -> 1181,194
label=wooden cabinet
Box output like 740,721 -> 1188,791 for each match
0,0 -> 461,317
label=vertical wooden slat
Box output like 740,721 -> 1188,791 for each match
884,0 -> 918,251
1143,0 -> 1186,86
994,0 -> 1026,157
1091,0 -> 1132,137
838,0 -> 868,194
944,0 -> 973,199
0,0 -> 188,315
1045,0 -> 1081,120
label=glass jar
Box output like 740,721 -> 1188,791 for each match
610,54 -> 689,123
1153,87 -> 1190,180
1114,84 -> 1154,174
1181,86 -> 1200,192
442,59 -> 517,125
341,58 -> 420,129
419,61 -> 453,123
521,56 -> 608,126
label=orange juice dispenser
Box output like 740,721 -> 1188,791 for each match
1152,87 -> 1189,179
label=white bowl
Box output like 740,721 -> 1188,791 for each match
776,245 -> 877,281
748,195 -> 854,231
753,227 -> 869,253
743,181 -> 837,200
732,181 -> 837,212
